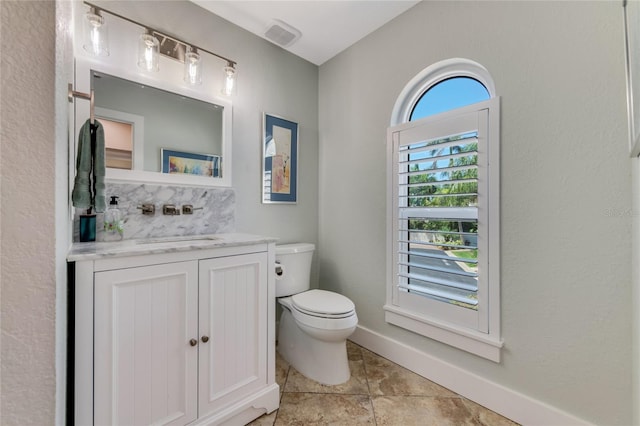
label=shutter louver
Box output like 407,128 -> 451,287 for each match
397,132 -> 479,310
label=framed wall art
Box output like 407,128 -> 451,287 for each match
262,113 -> 298,203
161,149 -> 220,177
624,0 -> 640,156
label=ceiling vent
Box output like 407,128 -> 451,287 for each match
264,19 -> 302,48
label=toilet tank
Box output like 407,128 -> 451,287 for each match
275,243 -> 315,297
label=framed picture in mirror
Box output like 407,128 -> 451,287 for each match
161,149 -> 220,178
262,113 -> 298,204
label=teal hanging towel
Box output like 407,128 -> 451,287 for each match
92,120 -> 106,213
72,119 -> 106,212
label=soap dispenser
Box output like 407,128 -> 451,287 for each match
103,196 -> 124,241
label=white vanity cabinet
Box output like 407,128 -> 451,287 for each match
70,236 -> 279,426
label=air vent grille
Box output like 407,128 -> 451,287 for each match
264,20 -> 301,47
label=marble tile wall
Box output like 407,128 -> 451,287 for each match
74,182 -> 235,242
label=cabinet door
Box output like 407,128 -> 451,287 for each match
199,252 -> 268,416
94,261 -> 198,426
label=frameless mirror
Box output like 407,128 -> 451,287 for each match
73,58 -> 232,187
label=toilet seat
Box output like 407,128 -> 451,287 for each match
291,289 -> 355,318
278,290 -> 358,331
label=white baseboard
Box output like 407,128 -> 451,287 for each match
350,325 -> 592,426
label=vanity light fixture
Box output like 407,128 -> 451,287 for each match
82,7 -> 109,56
82,1 -> 238,95
137,30 -> 160,72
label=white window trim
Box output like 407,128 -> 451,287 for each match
385,59 -> 502,362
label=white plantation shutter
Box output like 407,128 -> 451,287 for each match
390,105 -> 491,332
398,132 -> 479,306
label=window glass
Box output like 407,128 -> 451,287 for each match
410,77 -> 489,121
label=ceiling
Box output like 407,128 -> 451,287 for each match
191,1 -> 421,66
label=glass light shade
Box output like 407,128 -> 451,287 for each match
184,51 -> 202,85
222,65 -> 236,96
137,33 -> 159,72
82,10 -> 109,56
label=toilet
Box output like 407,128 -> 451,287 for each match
275,243 -> 358,385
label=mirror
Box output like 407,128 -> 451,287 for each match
93,71 -> 223,175
74,58 -> 232,187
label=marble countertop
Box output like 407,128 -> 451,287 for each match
67,233 -> 278,262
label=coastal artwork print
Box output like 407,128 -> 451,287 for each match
262,113 -> 298,203
161,149 -> 220,177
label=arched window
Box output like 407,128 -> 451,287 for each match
390,58 -> 496,125
410,77 -> 489,121
385,59 -> 502,362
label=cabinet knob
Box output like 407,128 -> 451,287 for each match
189,338 -> 198,347
201,335 -> 209,343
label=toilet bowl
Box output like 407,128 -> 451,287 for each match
275,244 -> 358,385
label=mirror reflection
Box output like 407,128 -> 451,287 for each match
92,71 -> 224,177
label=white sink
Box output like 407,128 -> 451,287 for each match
135,235 -> 221,244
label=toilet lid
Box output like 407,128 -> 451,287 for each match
292,289 -> 355,317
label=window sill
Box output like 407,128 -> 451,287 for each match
383,304 -> 503,362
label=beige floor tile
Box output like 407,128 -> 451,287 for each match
247,409 -> 278,426
284,360 -> 369,395
276,393 -> 374,425
266,341 -> 519,426
347,340 -> 364,361
275,351 -> 290,389
362,349 -> 457,397
461,398 -> 521,426
372,395 -> 479,426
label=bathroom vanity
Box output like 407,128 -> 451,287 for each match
68,234 -> 279,425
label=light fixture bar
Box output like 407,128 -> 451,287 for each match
84,1 -> 237,67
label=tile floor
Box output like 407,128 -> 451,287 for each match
249,341 -> 519,426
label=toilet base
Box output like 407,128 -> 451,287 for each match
277,308 -> 352,385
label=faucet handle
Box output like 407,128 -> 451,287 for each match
182,204 -> 204,215
162,204 -> 180,215
137,204 -> 155,215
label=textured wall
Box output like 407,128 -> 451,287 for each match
1,1 -> 57,424
319,1 -> 631,424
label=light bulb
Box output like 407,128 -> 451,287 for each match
137,33 -> 159,72
184,50 -> 202,85
222,64 -> 236,96
82,9 -> 109,56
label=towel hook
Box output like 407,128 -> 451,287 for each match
68,83 -> 95,124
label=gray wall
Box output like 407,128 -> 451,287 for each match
318,1 -> 632,424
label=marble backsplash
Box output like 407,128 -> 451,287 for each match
74,182 -> 235,242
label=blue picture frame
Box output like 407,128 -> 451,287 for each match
262,113 -> 298,203
161,149 -> 220,177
